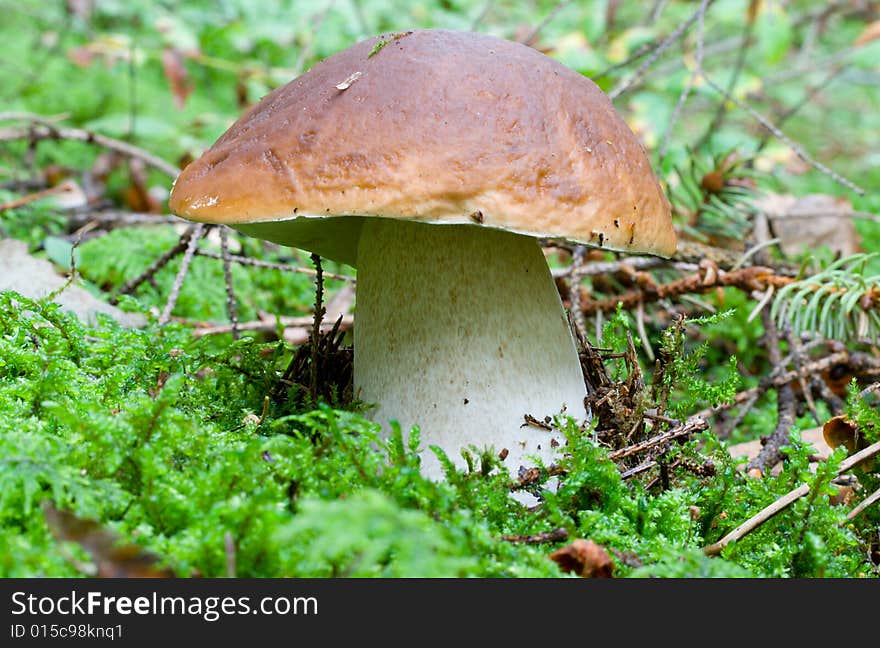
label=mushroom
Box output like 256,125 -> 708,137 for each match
169,29 -> 675,481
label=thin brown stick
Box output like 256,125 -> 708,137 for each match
755,64 -> 847,154
501,528 -> 569,544
693,350 -> 851,420
608,0 -> 714,100
109,225 -> 198,304
193,250 -> 355,282
0,114 -> 179,178
858,382 -> 880,400
309,253 -> 325,402
69,211 -> 182,227
567,245 -> 588,341
786,327 -> 820,425
703,439 -> 880,556
608,416 -> 708,462
694,0 -> 756,149
219,226 -> 240,340
291,1 -> 337,76
551,255 -> 668,279
158,223 -> 205,325
470,0 -> 495,30
518,0 -> 572,46
658,0 -> 708,161
701,74 -> 865,195
580,265 -> 794,315
745,309 -> 797,474
845,487 -> 880,522
191,314 -> 354,337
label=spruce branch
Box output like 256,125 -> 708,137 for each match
770,253 -> 880,343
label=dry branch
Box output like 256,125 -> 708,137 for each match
703,439 -> 880,556
158,223 -> 204,325
745,309 -> 797,474
501,528 -> 569,544
193,250 -> 355,282
108,224 -> 202,304
579,265 -> 793,315
0,113 -> 179,178
191,314 -> 354,337
608,416 -> 709,462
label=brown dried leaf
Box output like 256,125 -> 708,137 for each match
823,415 -> 874,467
549,539 -> 615,578
161,47 -> 192,109
855,21 -> 880,47
758,192 -> 861,257
43,501 -> 173,578
122,158 -> 162,213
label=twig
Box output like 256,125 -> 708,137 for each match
620,460 -> 658,480
703,439 -> 880,556
858,382 -> 880,400
193,250 -> 355,282
608,0 -> 714,100
635,300 -> 654,363
579,265 -> 794,315
292,1 -> 336,76
219,226 -> 240,340
786,328 -> 821,425
755,64 -> 847,154
608,416 -> 708,462
845,486 -> 880,522
69,210 -> 182,227
309,253 -> 325,402
109,225 -> 199,304
745,309 -> 797,474
501,528 -> 569,544
518,0 -> 572,46
695,350 -> 852,420
764,209 -> 880,222
510,464 -> 567,491
695,0 -> 757,149
470,0 -> 495,30
646,0 -> 669,24
701,74 -> 865,195
567,245 -> 588,341
0,114 -> 179,178
158,223 -> 205,325
191,314 -> 353,337
658,0 -> 709,161
551,255 -> 667,279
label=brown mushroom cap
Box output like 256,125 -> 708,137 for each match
169,29 -> 675,263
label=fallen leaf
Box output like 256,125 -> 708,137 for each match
43,501 -> 173,578
823,415 -> 875,470
161,46 -> 192,109
757,192 -> 861,257
549,539 -> 614,578
855,21 -> 880,46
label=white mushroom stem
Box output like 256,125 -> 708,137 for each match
354,218 -> 589,479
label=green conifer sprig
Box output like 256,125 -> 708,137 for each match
770,253 -> 880,342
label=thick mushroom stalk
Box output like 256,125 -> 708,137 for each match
355,218 -> 588,478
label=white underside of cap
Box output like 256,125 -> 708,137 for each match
354,219 -> 589,483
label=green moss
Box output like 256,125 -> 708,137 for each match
1,289 -> 873,578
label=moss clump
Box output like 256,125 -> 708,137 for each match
0,290 -> 874,578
